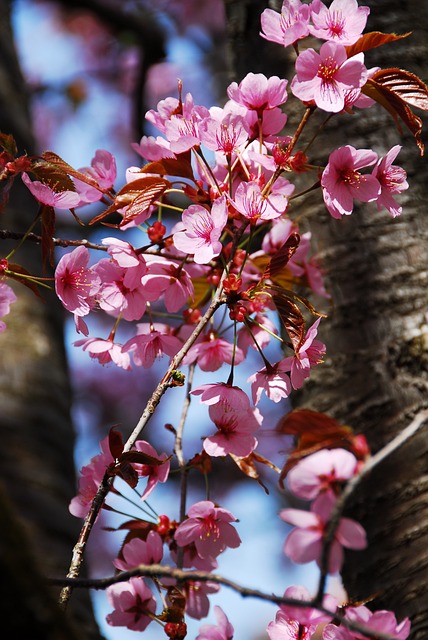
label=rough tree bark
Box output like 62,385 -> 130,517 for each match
0,1 -> 102,637
223,1 -> 428,638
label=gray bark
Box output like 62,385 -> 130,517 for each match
222,1 -> 428,637
293,3 -> 428,637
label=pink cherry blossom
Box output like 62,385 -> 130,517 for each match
74,337 -> 131,370
141,256 -> 194,313
227,73 -> 288,112
192,383 -> 253,410
173,197 -> 228,264
102,237 -> 145,272
321,145 -> 380,218
174,500 -> 241,561
183,334 -> 244,372
74,149 -> 116,205
279,585 -> 337,627
21,172 -> 81,209
55,245 -> 101,316
113,531 -> 163,571
184,581 -> 220,620
372,145 -> 409,217
133,440 -> 170,500
145,96 -> 181,133
170,540 -> 219,572
123,323 -> 182,368
280,492 -> 367,574
287,448 -> 358,500
69,435 -> 113,518
203,389 -> 261,457
0,282 -> 17,332
281,318 -> 326,389
131,135 -> 175,161
106,577 -> 156,632
197,606 -> 234,640
260,0 -> 311,49
323,605 -> 411,640
309,0 -> 370,46
248,360 -> 292,405
232,181 -> 290,223
267,612 -> 317,640
199,112 -> 249,154
94,258 -> 148,321
291,42 -> 367,113
163,93 -> 210,153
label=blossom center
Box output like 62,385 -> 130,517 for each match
61,266 -> 87,291
201,515 -> 220,540
192,213 -> 214,241
216,123 -> 239,153
339,168 -> 365,189
327,11 -> 346,38
317,56 -> 339,83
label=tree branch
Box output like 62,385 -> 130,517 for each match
316,409 -> 428,603
52,564 -> 402,640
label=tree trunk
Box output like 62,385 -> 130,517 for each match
0,1 -> 102,637
293,3 -> 428,637
222,1 -> 428,637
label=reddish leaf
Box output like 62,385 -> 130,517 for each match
142,155 -> 195,182
272,293 -> 305,353
30,158 -> 76,192
41,151 -> 102,191
262,232 -> 300,281
117,462 -> 139,489
40,204 -> 55,269
345,31 -> 411,58
108,427 -> 124,459
362,68 -> 428,155
120,450 -> 167,466
229,453 -> 269,494
277,409 -> 362,486
370,67 -> 428,111
89,176 -> 170,226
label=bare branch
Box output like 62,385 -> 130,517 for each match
316,409 -> 428,602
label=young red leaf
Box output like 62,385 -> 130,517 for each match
370,67 -> 428,111
117,462 -> 139,489
345,31 -> 411,58
276,409 -> 364,485
142,155 -> 195,182
120,450 -> 168,466
262,232 -> 300,281
108,427 -> 124,459
30,158 -> 76,192
272,292 -> 305,353
89,176 -> 170,226
362,68 -> 428,154
229,453 -> 269,494
41,151 -> 102,191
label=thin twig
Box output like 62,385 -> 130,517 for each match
315,409 -> 428,603
174,363 -> 195,568
51,564 -> 401,640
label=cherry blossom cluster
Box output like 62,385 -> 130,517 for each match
0,0 -> 423,638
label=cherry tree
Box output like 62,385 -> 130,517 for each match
1,1 -> 428,640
